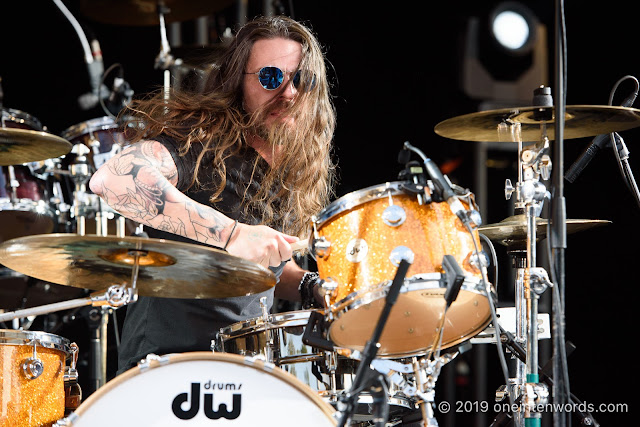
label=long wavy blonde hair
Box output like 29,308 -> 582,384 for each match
121,15 -> 337,237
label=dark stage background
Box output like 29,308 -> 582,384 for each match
1,1 -> 636,425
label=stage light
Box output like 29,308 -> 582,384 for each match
461,2 -> 547,106
490,2 -> 538,55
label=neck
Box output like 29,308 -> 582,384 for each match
246,133 -> 274,165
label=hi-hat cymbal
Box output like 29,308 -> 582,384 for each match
478,214 -> 611,247
0,128 -> 72,166
0,234 -> 275,299
79,0 -> 236,26
434,105 -> 640,142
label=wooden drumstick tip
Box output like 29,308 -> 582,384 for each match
290,239 -> 310,252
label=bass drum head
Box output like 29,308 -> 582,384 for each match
66,352 -> 337,426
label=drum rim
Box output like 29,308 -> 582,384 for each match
218,309 -> 316,338
314,181 -> 410,227
0,329 -> 71,353
331,273 -> 488,313
60,116 -> 118,140
1,108 -> 44,130
328,274 -> 493,358
0,198 -> 56,216
70,351 -> 337,423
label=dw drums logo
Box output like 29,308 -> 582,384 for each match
172,381 -> 242,420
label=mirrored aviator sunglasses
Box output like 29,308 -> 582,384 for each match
247,66 -> 316,92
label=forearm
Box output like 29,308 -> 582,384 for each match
89,140 -> 299,268
89,141 -> 235,248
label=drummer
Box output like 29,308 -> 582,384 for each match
89,15 -> 336,374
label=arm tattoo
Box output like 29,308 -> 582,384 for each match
99,141 -> 228,245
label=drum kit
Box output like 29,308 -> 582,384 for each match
1,2 -> 639,425
1,76 -> 636,426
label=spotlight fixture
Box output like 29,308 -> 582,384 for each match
490,2 -> 539,55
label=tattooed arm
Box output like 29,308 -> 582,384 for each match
89,140 -> 298,268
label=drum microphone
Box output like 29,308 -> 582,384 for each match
78,38 -> 110,111
565,87 -> 638,183
401,142 -> 474,227
105,65 -> 134,115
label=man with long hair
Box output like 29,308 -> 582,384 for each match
89,15 -> 336,374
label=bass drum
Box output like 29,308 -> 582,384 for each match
57,352 -> 337,426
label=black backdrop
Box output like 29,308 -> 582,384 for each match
1,1 -> 636,425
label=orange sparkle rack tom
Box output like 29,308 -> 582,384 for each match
0,329 -> 79,427
312,181 -> 494,358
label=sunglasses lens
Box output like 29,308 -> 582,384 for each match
258,67 -> 284,90
292,70 -> 317,92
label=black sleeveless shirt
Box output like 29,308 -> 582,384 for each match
117,136 -> 285,374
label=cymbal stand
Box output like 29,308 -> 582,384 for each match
0,250 -> 142,325
69,143 -> 92,235
0,250 -> 142,390
370,352 -> 458,427
154,0 -> 183,101
502,120 -> 552,426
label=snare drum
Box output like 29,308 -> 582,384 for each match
0,329 -> 76,427
313,181 -> 493,357
216,310 -> 415,421
0,109 -> 57,242
57,352 -> 337,426
216,310 -> 325,388
60,116 -> 125,171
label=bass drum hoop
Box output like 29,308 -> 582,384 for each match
68,352 -> 337,425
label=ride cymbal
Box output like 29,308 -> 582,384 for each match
0,128 -> 72,166
434,105 -> 640,142
0,234 -> 275,299
478,214 -> 611,247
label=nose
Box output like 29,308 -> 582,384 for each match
280,73 -> 298,98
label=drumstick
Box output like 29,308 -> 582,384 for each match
290,238 -> 310,252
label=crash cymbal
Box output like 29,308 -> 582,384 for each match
0,128 -> 72,166
434,105 -> 640,142
0,234 -> 275,299
79,0 -> 236,26
478,214 -> 611,247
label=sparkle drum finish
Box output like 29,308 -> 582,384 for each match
0,330 -> 72,427
313,181 -> 493,357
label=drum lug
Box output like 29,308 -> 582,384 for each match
389,246 -> 414,267
382,204 -> 406,227
64,343 -> 82,414
22,356 -> 44,379
319,278 -> 339,310
312,236 -> 331,258
22,339 -> 44,379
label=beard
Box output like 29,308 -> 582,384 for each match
251,99 -> 297,144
